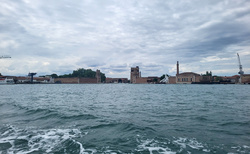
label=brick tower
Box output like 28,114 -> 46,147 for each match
96,69 -> 101,83
130,66 -> 140,83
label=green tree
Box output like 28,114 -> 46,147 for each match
57,68 -> 106,82
160,74 -> 166,80
100,73 -> 106,82
51,73 -> 58,78
153,78 -> 158,83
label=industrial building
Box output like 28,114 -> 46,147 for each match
130,66 -> 160,84
105,78 -> 128,83
174,61 -> 202,84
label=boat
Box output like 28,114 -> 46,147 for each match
0,78 -> 14,84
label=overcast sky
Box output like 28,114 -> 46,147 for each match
1,0 -> 250,78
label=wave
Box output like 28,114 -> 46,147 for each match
135,136 -> 250,154
219,121 -> 250,127
0,125 -> 91,154
0,125 -> 249,154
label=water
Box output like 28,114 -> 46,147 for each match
0,84 -> 249,154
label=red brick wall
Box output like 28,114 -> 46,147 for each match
168,76 -> 176,84
54,77 -> 97,84
79,77 -> 97,83
136,77 -> 148,84
241,75 -> 250,84
54,78 -> 78,84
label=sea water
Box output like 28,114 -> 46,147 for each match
0,84 -> 249,154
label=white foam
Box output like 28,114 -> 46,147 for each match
0,125 -> 89,154
136,136 -> 214,154
173,137 -> 207,152
136,138 -> 176,154
243,145 -> 250,148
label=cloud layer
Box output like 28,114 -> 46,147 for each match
1,0 -> 250,78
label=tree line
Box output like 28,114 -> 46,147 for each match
49,68 -> 106,82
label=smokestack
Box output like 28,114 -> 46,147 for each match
177,61 -> 179,76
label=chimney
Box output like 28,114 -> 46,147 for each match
177,61 -> 179,76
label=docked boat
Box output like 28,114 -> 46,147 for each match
0,78 -> 14,84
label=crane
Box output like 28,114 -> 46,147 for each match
0,55 -> 11,59
237,53 -> 244,75
28,72 -> 37,83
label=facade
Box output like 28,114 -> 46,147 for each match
54,77 -> 99,84
0,77 -> 14,84
168,76 -> 176,84
130,66 -> 140,83
241,74 -> 250,84
176,72 -> 201,84
96,69 -> 101,83
175,61 -> 201,84
135,77 -> 148,84
33,77 -> 52,83
106,78 -> 128,83
130,66 -> 160,84
54,77 -> 78,84
221,75 -> 240,83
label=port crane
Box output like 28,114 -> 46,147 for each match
28,72 -> 37,83
237,53 -> 244,75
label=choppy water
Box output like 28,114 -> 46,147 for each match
0,84 -> 249,154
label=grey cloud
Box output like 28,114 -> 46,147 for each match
0,0 -> 249,77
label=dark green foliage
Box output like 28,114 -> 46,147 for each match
100,73 -> 106,82
55,68 -> 106,82
160,74 -> 165,80
51,74 -> 58,78
202,71 -> 212,76
153,78 -> 158,82
214,76 -> 222,82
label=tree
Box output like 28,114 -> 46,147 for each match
100,73 -> 106,82
51,74 -> 58,78
160,74 -> 166,80
153,78 -> 158,83
57,68 -> 106,82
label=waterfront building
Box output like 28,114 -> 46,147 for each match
130,66 -> 140,83
130,66 -> 160,84
176,61 -> 201,84
136,76 -> 160,84
240,74 -> 250,84
168,76 -> 176,84
96,69 -> 101,83
106,78 -> 128,83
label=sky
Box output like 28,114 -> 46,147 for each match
0,0 -> 250,78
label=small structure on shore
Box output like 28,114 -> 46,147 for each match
28,72 -> 37,83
